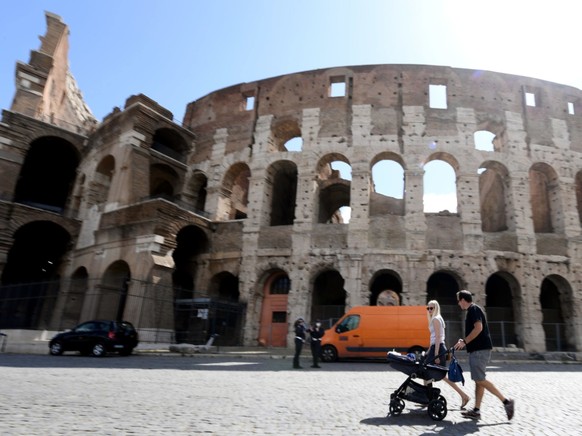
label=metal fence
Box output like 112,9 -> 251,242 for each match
0,279 -> 573,350
0,278 -> 246,346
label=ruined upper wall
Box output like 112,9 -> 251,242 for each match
10,12 -> 96,134
183,64 -> 582,156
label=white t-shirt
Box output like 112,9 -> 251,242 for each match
429,315 -> 446,345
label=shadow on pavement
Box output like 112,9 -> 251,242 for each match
361,410 -> 512,435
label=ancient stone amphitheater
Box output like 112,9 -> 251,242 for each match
1,12 -> 580,352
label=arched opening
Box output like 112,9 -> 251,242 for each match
209,272 -> 240,302
474,130 -> 496,151
540,275 -> 574,351
61,267 -> 89,329
172,225 -> 209,298
151,128 -> 189,163
311,270 -> 346,324
272,118 -> 302,152
485,273 -> 517,347
13,136 -> 80,213
369,270 -> 402,305
172,225 -> 209,342
423,160 -> 457,213
150,163 -> 180,199
97,261 -> 131,321
316,155 -> 352,223
474,120 -> 507,153
284,137 -> 303,152
89,155 -> 114,206
189,171 -> 208,214
218,163 -> 251,220
370,158 -> 405,216
267,160 -> 298,226
206,272 -> 244,346
529,163 -> 561,233
426,271 -> 462,344
479,162 -> 510,232
0,221 -> 70,329
259,270 -> 290,347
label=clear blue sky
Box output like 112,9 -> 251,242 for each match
1,0 -> 580,213
1,0 -> 581,123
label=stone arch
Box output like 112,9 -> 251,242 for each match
479,160 -> 511,232
150,163 -> 180,199
172,225 -> 210,298
218,162 -> 251,220
188,170 -> 208,213
13,136 -> 80,214
474,117 -> 507,152
370,152 -> 405,216
97,260 -> 131,321
529,162 -> 561,233
89,155 -> 115,207
540,275 -> 575,351
485,272 -> 520,347
272,118 -> 302,152
422,152 -> 459,213
151,127 -> 189,163
311,268 -> 346,322
315,153 -> 351,223
265,160 -> 298,226
426,270 -> 464,342
369,269 -> 402,305
257,268 -> 290,347
206,271 -> 244,346
0,221 -> 71,329
61,266 -> 89,328
208,271 -> 240,302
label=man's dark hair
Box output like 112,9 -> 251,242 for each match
457,290 -> 473,303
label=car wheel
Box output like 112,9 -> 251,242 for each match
321,345 -> 338,362
49,341 -> 64,356
91,342 -> 107,357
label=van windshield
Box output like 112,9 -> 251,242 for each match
336,315 -> 360,333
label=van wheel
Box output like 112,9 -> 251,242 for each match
321,345 -> 338,362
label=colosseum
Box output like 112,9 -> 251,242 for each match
1,12 -> 581,353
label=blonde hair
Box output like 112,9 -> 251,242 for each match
426,300 -> 442,321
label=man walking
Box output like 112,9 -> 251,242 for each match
453,290 -> 515,421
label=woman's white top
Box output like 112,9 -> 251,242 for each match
429,315 -> 446,345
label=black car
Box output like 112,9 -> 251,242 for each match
49,320 -> 139,357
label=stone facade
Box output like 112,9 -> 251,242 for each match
1,13 -> 581,352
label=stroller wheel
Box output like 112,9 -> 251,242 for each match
437,395 -> 447,409
389,398 -> 405,416
427,399 -> 447,421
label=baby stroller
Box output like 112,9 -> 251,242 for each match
386,351 -> 449,421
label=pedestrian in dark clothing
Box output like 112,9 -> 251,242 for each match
454,290 -> 515,421
293,317 -> 306,369
308,320 -> 324,368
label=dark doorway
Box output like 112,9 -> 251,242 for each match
13,137 -> 79,213
0,221 -> 70,328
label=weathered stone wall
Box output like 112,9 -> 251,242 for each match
182,64 -> 582,351
3,13 -> 582,352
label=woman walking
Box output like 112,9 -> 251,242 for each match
426,300 -> 470,409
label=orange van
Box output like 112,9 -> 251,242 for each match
320,305 -> 429,362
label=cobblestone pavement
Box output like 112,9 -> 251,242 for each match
0,353 -> 579,435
